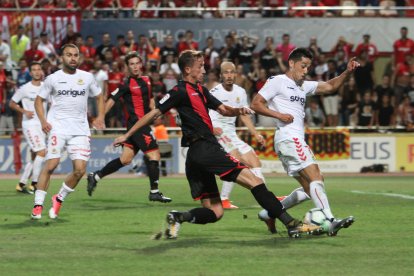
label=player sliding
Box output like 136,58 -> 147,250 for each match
251,48 -> 356,236
209,61 -> 266,209
113,50 -> 322,239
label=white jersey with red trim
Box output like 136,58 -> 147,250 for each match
11,81 -> 46,126
258,74 -> 318,142
208,83 -> 248,133
38,69 -> 101,136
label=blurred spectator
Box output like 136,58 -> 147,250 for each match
235,35 -> 258,74
96,32 -> 113,60
377,94 -> 395,127
150,71 -> 166,99
147,36 -> 161,72
160,53 -> 180,79
0,62 -> 15,135
263,0 -> 284,17
374,75 -> 395,106
10,25 -> 30,65
397,95 -> 413,127
0,0 -> 16,8
322,59 -> 339,126
330,36 -> 353,62
55,0 -> 75,8
91,59 -> 108,117
322,0 -> 340,17
59,23 -> 81,49
334,49 -> 348,74
307,36 -> 322,66
359,0 -> 379,6
287,0 -> 306,17
313,53 -> 328,81
259,36 -> 277,73
136,0 -> 161,18
136,34 -> 153,66
16,0 -> 37,9
0,61 -> 8,114
95,0 -> 115,18
38,32 -> 56,58
24,37 -> 45,64
116,0 -> 137,18
247,57 -> 262,84
205,69 -> 220,90
405,75 -> 414,107
160,34 -> 178,64
305,97 -> 326,127
354,34 -> 378,63
241,0 -> 264,18
219,34 -> 237,62
177,30 -> 199,54
125,30 -> 138,52
179,0 -> 202,18
0,29 -> 12,71
339,76 -> 359,126
16,59 -> 31,87
40,57 -> 56,77
76,0 -> 95,18
112,34 -> 129,60
84,35 -> 97,60
392,53 -> 413,105
354,49 -> 375,94
393,26 -> 414,66
162,68 -> 178,91
202,0 -> 220,18
234,64 -> 251,92
275,33 -> 295,65
106,60 -> 124,128
219,0 -> 241,18
356,91 -> 377,127
159,0 -> 178,18
305,0 -> 326,17
202,36 -> 219,72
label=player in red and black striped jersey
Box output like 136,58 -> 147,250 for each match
87,51 -> 171,203
113,50 -> 320,239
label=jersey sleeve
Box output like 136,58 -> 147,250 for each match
38,75 -> 53,99
11,87 -> 23,103
240,88 -> 248,107
258,77 -> 278,101
110,83 -> 127,101
89,76 -> 102,97
304,81 -> 318,96
204,87 -> 222,110
157,87 -> 182,114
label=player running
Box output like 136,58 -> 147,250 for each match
86,51 -> 171,203
10,62 -> 46,194
31,44 -> 105,219
251,48 -> 356,236
209,61 -> 265,209
112,50 -> 322,239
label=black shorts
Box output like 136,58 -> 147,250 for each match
185,139 -> 247,200
122,125 -> 158,153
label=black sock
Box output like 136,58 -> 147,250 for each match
31,181 -> 37,186
185,208 -> 218,224
98,158 -> 124,178
145,158 -> 160,190
251,184 -> 294,226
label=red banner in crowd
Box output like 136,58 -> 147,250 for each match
238,128 -> 350,161
0,11 -> 81,46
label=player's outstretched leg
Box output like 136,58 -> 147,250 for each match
328,216 -> 355,236
165,210 -> 182,239
258,209 -> 277,234
149,192 -> 172,203
146,157 -> 172,203
87,172 -> 98,196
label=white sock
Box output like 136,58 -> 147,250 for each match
220,181 -> 235,199
251,167 -> 265,182
281,187 -> 310,209
20,162 -> 33,185
94,173 -> 101,182
34,190 -> 47,206
150,189 -> 159,193
31,155 -> 44,183
309,181 -> 334,220
57,183 -> 75,202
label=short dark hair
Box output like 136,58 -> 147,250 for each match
60,43 -> 78,53
178,50 -> 203,73
125,51 -> 142,65
288,47 -> 313,62
29,61 -> 42,71
401,26 -> 408,31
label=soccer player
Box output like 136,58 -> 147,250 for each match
86,51 -> 172,203
251,48 -> 357,236
31,44 -> 105,219
113,50 -> 321,239
10,62 -> 46,194
209,61 -> 265,209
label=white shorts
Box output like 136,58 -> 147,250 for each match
275,137 -> 317,176
322,95 -> 339,115
216,132 -> 253,155
22,125 -> 46,152
46,132 -> 91,161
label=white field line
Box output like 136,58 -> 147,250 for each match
351,190 -> 414,200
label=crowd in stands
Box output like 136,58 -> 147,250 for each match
1,1 -> 414,18
1,21 -> 414,136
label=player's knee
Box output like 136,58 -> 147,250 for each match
37,150 -> 46,157
120,157 -> 132,166
73,168 -> 86,179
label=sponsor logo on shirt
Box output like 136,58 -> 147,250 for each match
287,86 -> 295,90
290,95 -> 305,105
159,93 -> 170,104
57,89 -> 86,97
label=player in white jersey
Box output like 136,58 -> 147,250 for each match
209,62 -> 265,209
10,62 -> 46,194
31,44 -> 105,220
251,48 -> 358,236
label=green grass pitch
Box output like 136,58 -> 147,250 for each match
1,175 -> 413,275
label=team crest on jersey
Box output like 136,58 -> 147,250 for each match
77,79 -> 84,85
236,97 -> 240,103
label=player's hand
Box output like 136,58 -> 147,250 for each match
41,121 -> 52,134
24,110 -> 34,119
213,127 -> 223,136
278,113 -> 294,124
92,117 -> 105,130
239,106 -> 255,115
113,135 -> 127,147
255,134 -> 265,146
347,57 -> 360,72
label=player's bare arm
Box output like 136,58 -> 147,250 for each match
34,95 -> 52,133
113,108 -> 162,146
213,127 -> 223,136
92,93 -> 105,130
104,97 -> 115,115
251,94 -> 294,124
239,114 -> 265,146
9,100 -> 34,119
316,57 -> 360,95
216,104 -> 254,117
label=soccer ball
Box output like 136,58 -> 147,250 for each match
304,208 -> 331,232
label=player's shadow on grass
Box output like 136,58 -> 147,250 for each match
0,218 -> 69,229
